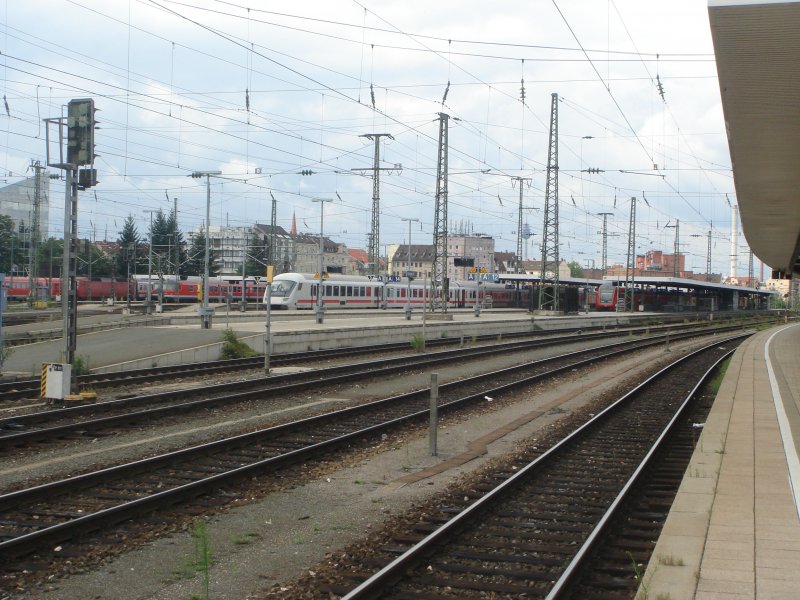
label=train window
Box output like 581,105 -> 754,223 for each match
333,285 -> 340,296
310,284 -> 317,297
366,287 -> 372,297
272,281 -> 296,296
346,286 -> 353,296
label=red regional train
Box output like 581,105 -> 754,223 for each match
595,281 -> 695,311
1,276 -> 129,302
131,275 -> 267,303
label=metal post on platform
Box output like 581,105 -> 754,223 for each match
402,217 -> 418,320
429,372 -> 438,456
143,210 -> 157,315
0,273 -> 5,374
191,170 -> 222,329
312,198 -> 333,325
264,282 -> 272,374
422,272 -> 427,352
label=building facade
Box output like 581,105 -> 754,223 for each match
388,244 -> 435,279
447,235 -> 495,281
291,233 -> 350,274
0,173 -> 51,239
253,224 -> 294,273
388,235 -> 497,282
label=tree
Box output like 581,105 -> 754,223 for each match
184,227 -> 219,277
244,232 -> 268,277
149,208 -> 188,276
115,215 -> 142,278
166,208 -> 188,276
149,210 -> 170,275
0,215 -> 20,273
77,243 -> 114,278
567,260 -> 584,278
37,238 -> 63,281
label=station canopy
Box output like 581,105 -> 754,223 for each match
708,0 -> 800,277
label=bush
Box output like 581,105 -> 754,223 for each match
219,328 -> 257,359
410,333 -> 425,352
73,355 -> 90,376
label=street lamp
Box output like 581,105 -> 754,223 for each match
401,218 -> 419,320
191,170 -> 222,328
312,198 -> 333,324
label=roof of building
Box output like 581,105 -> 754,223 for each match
253,223 -> 291,237
392,244 -> 435,261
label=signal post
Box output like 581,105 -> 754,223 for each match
44,98 -> 98,395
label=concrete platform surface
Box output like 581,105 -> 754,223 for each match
1,307 -> 647,376
640,323 -> 800,599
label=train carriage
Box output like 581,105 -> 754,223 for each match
265,272 -> 525,310
1,276 -> 129,302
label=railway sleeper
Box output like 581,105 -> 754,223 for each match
432,561 -> 554,581
411,573 -> 551,594
449,548 -> 564,568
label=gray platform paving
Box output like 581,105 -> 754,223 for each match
0,308 -> 529,376
640,322 -> 800,599
1,306 -> 640,376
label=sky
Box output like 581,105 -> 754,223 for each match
0,0 -> 757,276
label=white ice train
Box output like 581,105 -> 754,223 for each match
264,272 -> 526,310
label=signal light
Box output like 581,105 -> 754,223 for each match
67,98 -> 96,167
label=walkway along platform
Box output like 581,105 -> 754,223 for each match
640,323 -> 800,599
1,309 -> 662,376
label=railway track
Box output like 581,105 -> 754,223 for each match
0,314 -> 771,403
0,323 -> 748,451
0,328 -> 748,568
335,339 -> 738,599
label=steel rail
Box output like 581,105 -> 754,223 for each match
0,332 -> 747,562
0,323 -> 748,449
0,328 -> 625,443
0,314 -> 772,401
543,349 -> 733,598
340,337 -> 745,599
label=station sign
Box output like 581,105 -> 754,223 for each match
367,275 -> 401,283
468,273 -> 499,282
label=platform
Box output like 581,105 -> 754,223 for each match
640,322 -> 800,598
0,307 -> 654,376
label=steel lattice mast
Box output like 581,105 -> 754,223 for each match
352,133 -> 397,276
673,219 -> 680,278
431,113 -> 449,310
623,196 -> 637,312
27,160 -> 44,306
512,177 -> 532,274
270,191 -> 277,271
597,212 -> 613,275
538,93 -> 560,310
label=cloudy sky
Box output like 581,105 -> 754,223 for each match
0,0 -> 753,275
